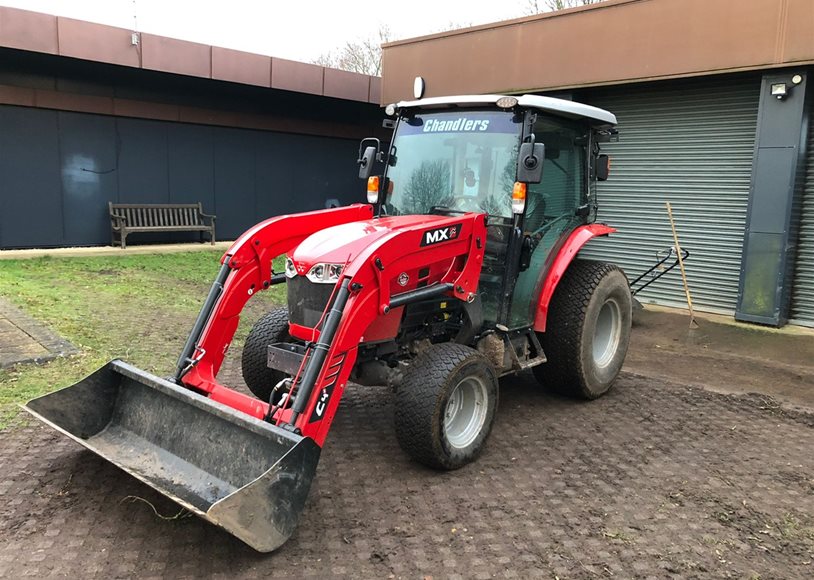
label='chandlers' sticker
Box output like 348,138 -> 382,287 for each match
421,223 -> 461,247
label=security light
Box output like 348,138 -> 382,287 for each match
771,83 -> 788,99
413,76 -> 425,99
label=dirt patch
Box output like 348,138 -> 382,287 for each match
1,372 -> 812,579
627,308 -> 814,411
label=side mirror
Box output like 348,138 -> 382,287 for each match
358,146 -> 376,179
595,154 -> 610,181
517,142 -> 545,184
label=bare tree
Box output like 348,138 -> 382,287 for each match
312,26 -> 392,76
524,0 -> 604,14
403,161 -> 452,214
314,22 -> 472,76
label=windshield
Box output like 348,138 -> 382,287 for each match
383,110 -> 522,218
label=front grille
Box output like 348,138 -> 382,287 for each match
287,276 -> 335,328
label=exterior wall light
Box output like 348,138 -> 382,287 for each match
771,82 -> 788,100
414,76 -> 425,99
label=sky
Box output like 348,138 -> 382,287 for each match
0,0 -> 538,63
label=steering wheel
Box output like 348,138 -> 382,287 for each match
451,195 -> 483,212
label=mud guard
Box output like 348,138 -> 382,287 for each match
533,223 -> 615,333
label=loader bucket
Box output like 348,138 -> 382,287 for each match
22,360 -> 320,553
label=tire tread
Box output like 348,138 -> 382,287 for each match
241,307 -> 290,401
395,343 -> 496,470
536,259 -> 628,399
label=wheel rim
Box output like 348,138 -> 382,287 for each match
444,375 -> 488,450
593,297 -> 622,368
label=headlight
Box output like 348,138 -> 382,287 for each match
306,263 -> 344,284
284,257 -> 298,278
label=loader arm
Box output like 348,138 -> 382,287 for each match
271,212 -> 488,446
180,207 -> 486,447
178,204 -> 374,413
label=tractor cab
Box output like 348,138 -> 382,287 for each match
361,94 -> 616,329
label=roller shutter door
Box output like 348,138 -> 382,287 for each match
790,97 -> 814,327
579,75 -> 760,314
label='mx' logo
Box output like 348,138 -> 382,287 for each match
421,223 -> 461,247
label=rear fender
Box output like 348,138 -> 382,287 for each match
532,224 -> 615,332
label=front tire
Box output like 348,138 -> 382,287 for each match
534,260 -> 632,399
394,344 -> 498,470
242,307 -> 291,403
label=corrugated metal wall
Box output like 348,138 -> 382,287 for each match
790,97 -> 814,327
0,106 -> 366,249
580,75 -> 760,313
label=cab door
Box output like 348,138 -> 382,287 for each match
509,116 -> 589,328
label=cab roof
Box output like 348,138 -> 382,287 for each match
392,94 -> 617,127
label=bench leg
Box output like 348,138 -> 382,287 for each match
121,231 -> 127,250
210,225 -> 216,246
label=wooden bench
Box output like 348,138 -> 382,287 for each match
109,202 -> 216,249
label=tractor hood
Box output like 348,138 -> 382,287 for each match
288,214 -> 454,273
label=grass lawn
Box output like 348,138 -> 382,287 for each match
0,251 -> 285,430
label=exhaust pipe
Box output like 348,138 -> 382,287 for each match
23,360 -> 319,552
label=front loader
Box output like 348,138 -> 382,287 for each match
25,94 -> 632,552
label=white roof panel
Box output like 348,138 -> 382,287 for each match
392,94 -> 617,126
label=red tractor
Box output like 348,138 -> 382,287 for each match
25,94 -> 631,552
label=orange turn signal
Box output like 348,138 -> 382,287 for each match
367,176 -> 380,203
512,182 -> 527,214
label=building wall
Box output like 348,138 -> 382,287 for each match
579,74 -> 760,314
381,0 -> 814,103
0,105 -> 367,248
0,45 -> 385,249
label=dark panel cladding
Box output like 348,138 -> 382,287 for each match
167,123 -> 215,209
255,132 -> 364,221
116,118 -> 170,204
255,132 -> 295,220
300,135 -> 366,209
59,112 -> 117,245
214,128 -> 256,240
0,107 -> 62,247
0,104 -> 369,249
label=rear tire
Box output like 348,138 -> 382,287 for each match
534,260 -> 631,399
394,344 -> 498,470
242,307 -> 291,403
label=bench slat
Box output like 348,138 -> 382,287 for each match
109,202 -> 215,248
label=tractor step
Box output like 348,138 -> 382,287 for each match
500,328 -> 547,375
22,360 -> 319,553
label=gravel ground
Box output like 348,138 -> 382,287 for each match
2,367 -> 813,579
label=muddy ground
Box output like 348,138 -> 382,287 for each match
1,308 -> 813,579
627,308 -> 814,410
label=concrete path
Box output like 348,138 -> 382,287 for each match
0,300 -> 77,368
